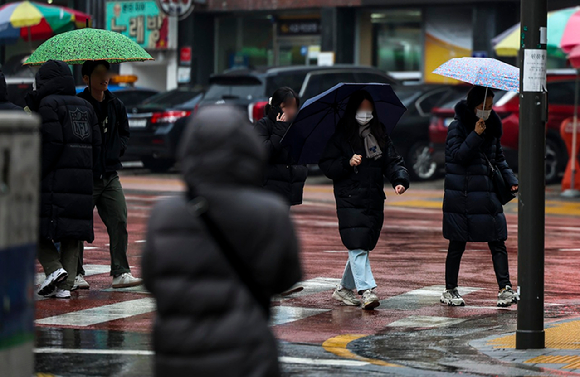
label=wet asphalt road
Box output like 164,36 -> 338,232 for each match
33,172 -> 580,376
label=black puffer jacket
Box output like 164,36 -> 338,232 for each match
142,106 -> 302,377
443,100 -> 518,242
35,60 -> 101,242
79,88 -> 130,177
255,111 -> 308,205
319,130 -> 410,251
0,71 -> 21,111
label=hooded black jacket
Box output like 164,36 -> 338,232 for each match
443,100 -> 518,242
254,111 -> 308,205
142,106 -> 302,377
35,60 -> 101,242
319,129 -> 410,251
0,71 -> 21,111
78,88 -> 130,177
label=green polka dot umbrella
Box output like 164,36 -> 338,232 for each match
24,28 -> 154,66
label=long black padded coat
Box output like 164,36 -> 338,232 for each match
142,106 -> 302,377
319,130 -> 410,251
443,100 -> 518,242
35,60 -> 101,242
254,112 -> 308,205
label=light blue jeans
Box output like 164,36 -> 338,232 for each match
340,249 -> 377,293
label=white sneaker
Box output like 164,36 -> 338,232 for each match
46,288 -> 71,299
332,287 -> 361,306
112,272 -> 143,289
38,268 -> 68,296
361,289 -> 380,310
440,288 -> 465,306
72,275 -> 90,291
497,286 -> 518,307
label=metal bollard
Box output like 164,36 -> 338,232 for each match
0,112 -> 40,377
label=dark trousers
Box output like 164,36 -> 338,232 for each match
445,240 -> 512,290
39,239 -> 80,290
78,173 -> 130,277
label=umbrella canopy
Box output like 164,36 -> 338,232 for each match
281,83 -> 407,165
433,58 -> 520,92
569,46 -> 580,69
493,7 -> 580,58
561,10 -> 580,53
0,1 -> 91,43
24,28 -> 154,66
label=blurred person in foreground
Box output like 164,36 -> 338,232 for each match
26,60 -> 101,299
75,60 -> 141,290
142,106 -> 302,377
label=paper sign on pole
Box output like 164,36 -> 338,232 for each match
522,49 -> 547,92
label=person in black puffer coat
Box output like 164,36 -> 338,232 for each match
0,70 -> 21,111
440,85 -> 519,308
319,90 -> 410,310
29,60 -> 101,298
142,106 -> 302,377
254,87 -> 308,206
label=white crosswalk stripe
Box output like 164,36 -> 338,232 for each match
36,298 -> 155,326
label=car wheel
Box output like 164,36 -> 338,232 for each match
407,142 -> 438,181
141,157 -> 175,173
545,138 -> 562,184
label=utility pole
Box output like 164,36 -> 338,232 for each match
516,0 -> 548,349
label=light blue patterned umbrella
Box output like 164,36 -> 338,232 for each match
433,58 -> 520,93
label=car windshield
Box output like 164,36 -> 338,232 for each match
141,89 -> 202,108
204,84 -> 264,101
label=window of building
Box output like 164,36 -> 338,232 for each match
371,10 -> 422,73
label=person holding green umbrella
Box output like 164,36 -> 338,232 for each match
73,60 -> 141,290
24,28 -> 153,290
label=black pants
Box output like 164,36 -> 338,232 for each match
445,240 -> 512,290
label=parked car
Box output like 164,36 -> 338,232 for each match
75,84 -> 158,108
125,86 -> 204,172
197,65 -> 398,123
391,83 -> 470,181
428,71 -> 577,183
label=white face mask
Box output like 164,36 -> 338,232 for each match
476,109 -> 491,121
356,111 -> 374,126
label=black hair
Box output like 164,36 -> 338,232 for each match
265,87 -> 300,117
337,90 -> 385,148
467,85 -> 495,110
81,60 -> 110,78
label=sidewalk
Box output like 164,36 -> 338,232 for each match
472,317 -> 580,375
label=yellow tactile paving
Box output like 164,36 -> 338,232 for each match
322,334 -> 400,367
525,355 -> 580,369
488,320 -> 580,349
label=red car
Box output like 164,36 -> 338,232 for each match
429,70 -> 577,183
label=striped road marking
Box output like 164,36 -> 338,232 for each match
34,348 -> 372,367
270,306 -> 329,326
387,315 -> 466,328
36,298 -> 155,326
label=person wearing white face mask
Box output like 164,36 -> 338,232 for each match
319,90 -> 409,310
441,85 -> 519,308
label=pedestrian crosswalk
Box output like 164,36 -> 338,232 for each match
35,272 -> 495,330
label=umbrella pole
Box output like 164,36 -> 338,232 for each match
562,69 -> 580,197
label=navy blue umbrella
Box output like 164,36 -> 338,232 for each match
281,82 -> 406,165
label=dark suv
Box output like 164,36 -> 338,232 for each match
197,65 -> 398,122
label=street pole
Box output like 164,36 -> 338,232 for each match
517,0 -> 547,349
